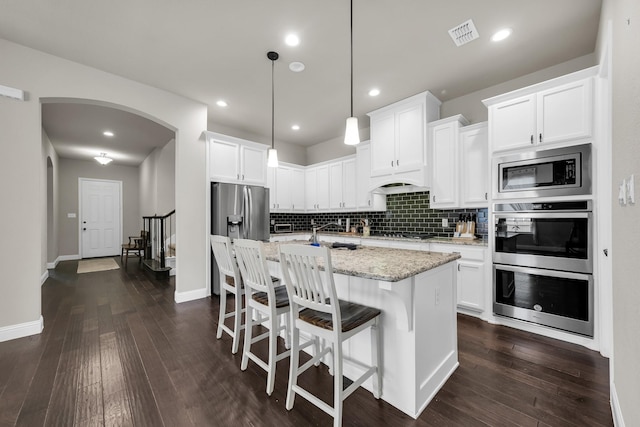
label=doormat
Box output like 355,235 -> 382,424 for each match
77,257 -> 120,274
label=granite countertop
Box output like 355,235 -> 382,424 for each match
271,231 -> 488,247
262,240 -> 460,282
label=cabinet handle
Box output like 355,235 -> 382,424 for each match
391,160 -> 394,167
237,174 -> 240,179
458,263 -> 461,272
397,159 -> 400,166
433,195 -> 436,202
485,192 -> 488,200
530,135 -> 534,144
539,133 -> 542,143
242,174 -> 245,180
368,200 -> 371,206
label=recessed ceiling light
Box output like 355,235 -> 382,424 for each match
216,100 -> 228,107
289,62 -> 305,72
285,34 -> 300,46
291,125 -> 300,131
491,28 -> 512,42
103,130 -> 114,137
368,88 -> 380,97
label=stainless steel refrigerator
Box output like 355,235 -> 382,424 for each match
210,182 -> 270,294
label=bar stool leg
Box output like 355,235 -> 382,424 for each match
285,325 -> 300,410
333,345 -> 344,427
241,304 -> 253,371
231,288 -> 242,354
266,307 -> 278,396
216,276 -> 226,340
371,320 -> 381,399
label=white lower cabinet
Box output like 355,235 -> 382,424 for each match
429,243 -> 486,315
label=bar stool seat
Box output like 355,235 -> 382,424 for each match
279,244 -> 382,427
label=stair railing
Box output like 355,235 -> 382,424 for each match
143,210 -> 175,271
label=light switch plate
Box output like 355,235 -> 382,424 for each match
442,218 -> 448,227
67,213 -> 77,218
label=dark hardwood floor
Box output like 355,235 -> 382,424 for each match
0,258 -> 613,426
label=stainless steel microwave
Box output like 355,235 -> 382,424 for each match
494,144 -> 592,199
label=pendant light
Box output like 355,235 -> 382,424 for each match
344,0 -> 360,146
267,51 -> 279,167
94,152 -> 113,165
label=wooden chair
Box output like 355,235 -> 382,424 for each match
121,230 -> 146,267
210,235 -> 245,354
279,244 -> 381,427
232,238 -> 291,396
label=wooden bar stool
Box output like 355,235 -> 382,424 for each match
232,238 -> 291,396
210,235 -> 245,354
279,244 -> 382,427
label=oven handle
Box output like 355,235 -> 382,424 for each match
493,263 -> 593,281
494,212 -> 591,223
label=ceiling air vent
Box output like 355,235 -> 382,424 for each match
448,19 -> 479,47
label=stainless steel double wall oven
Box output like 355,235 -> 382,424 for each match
493,144 -> 594,336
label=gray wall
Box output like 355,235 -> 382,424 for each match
139,138 -> 176,216
605,0 -> 640,424
58,158 -> 141,257
41,129 -> 59,270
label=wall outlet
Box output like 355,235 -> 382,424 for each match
311,219 -> 315,225
442,218 -> 448,228
338,219 -> 342,226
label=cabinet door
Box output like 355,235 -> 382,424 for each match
356,145 -> 372,208
457,261 -> 485,312
210,139 -> 240,182
291,168 -> 306,212
275,167 -> 292,210
537,78 -> 593,145
305,168 -> 318,210
490,94 -> 536,152
315,165 -> 330,210
240,145 -> 267,185
460,125 -> 488,207
430,123 -> 458,208
395,102 -> 425,172
329,162 -> 344,209
369,111 -> 396,177
342,158 -> 357,210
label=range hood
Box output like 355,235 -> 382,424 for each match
371,182 -> 430,195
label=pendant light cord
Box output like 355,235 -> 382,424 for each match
271,57 -> 275,150
350,0 -> 354,118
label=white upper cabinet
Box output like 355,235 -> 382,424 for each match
291,168 -> 306,212
305,165 -> 330,211
484,69 -> 596,153
368,91 -> 441,187
460,123 -> 489,207
329,157 -> 357,210
356,143 -> 386,211
207,132 -> 267,185
429,115 -> 468,209
269,164 -> 305,212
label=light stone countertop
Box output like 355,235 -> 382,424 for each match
262,240 -> 460,282
271,231 -> 488,247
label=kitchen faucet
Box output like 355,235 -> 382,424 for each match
310,222 -> 341,244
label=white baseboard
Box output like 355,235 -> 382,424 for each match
174,286 -> 208,303
58,254 -> 81,262
611,382 -> 625,426
41,270 -> 49,286
0,316 -> 44,343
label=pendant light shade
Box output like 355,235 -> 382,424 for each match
267,51 -> 279,168
344,0 -> 360,146
344,117 -> 360,146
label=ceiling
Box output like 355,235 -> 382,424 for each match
1,0 -> 602,165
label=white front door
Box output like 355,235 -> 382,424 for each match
80,178 -> 122,258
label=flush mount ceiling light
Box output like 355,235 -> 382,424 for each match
267,51 -> 279,168
94,152 -> 113,165
289,61 -> 305,72
491,28 -> 512,42
285,34 -> 300,46
368,88 -> 380,97
103,130 -> 114,137
216,100 -> 228,107
344,0 -> 360,146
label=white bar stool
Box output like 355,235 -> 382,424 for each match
233,238 -> 291,396
210,235 -> 245,354
279,244 -> 382,427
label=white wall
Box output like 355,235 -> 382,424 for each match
0,38 -> 207,337
606,0 -> 640,425
57,158 -> 140,256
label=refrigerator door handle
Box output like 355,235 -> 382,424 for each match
243,186 -> 251,239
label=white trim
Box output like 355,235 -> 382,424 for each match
46,260 -> 57,269
41,270 -> 49,286
78,178 -> 123,259
0,316 -> 44,342
174,286 -> 208,303
610,382 -> 625,426
57,254 -> 81,262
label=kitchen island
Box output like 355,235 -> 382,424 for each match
262,240 -> 461,419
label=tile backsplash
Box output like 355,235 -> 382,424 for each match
270,191 -> 488,238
